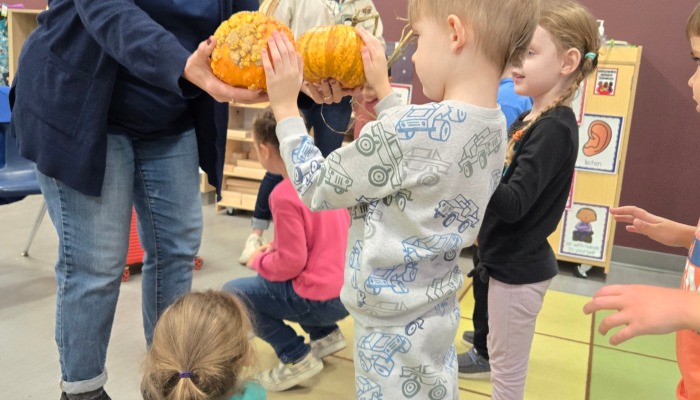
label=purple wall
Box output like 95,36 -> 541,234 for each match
14,0 -> 44,9
377,0 -> 700,256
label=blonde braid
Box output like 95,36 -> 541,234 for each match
505,50 -> 598,166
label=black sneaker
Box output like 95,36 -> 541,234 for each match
461,330 -> 475,346
458,347 -> 491,380
60,388 -> 111,400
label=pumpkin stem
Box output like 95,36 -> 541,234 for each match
387,23 -> 417,70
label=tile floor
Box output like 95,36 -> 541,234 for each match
0,195 -> 685,399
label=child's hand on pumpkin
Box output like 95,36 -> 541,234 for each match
183,36 -> 268,104
262,31 -> 304,121
356,27 -> 392,102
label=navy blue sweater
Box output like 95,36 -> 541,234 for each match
9,0 -> 258,196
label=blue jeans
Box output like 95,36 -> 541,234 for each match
223,276 -> 349,363
251,172 -> 283,230
37,130 -> 202,394
300,96 -> 352,157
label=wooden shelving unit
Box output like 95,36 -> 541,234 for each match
7,9 -> 42,85
216,101 -> 270,213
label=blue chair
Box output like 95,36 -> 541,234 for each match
0,89 -> 47,257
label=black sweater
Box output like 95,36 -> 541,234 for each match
477,106 -> 578,284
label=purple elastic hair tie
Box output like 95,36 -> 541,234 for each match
179,372 -> 193,379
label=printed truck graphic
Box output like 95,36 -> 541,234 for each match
400,365 -> 448,400
364,262 -> 418,295
426,266 -> 462,301
396,104 -> 467,142
402,148 -> 450,186
356,125 -> 404,188
404,317 -> 424,336
402,234 -> 463,263
358,333 -> 412,377
291,136 -> 318,164
458,128 -> 503,178
319,153 -> 353,194
434,195 -> 479,233
356,376 -> 383,400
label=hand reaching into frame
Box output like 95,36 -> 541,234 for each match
583,284 -> 700,345
610,206 -> 696,249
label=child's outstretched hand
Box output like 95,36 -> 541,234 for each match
611,206 -> 695,249
583,284 -> 700,345
356,27 -> 393,101
262,31 -> 303,120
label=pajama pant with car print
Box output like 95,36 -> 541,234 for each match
352,295 -> 461,400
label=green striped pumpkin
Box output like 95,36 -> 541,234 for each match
297,25 -> 366,89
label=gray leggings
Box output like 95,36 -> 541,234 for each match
487,277 -> 552,400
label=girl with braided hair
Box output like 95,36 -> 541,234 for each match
457,1 -> 600,398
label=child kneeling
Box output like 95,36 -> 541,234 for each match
224,111 -> 350,392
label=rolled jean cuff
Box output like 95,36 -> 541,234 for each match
251,217 -> 271,231
61,370 -> 107,395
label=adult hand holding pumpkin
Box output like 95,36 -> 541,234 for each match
262,31 -> 304,121
183,36 -> 268,104
356,27 -> 393,102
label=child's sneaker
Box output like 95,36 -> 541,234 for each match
310,328 -> 347,358
257,351 -> 323,392
461,330 -> 475,346
458,347 -> 491,380
238,233 -> 265,265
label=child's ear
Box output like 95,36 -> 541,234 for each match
447,14 -> 468,52
254,141 -> 270,161
560,48 -> 582,76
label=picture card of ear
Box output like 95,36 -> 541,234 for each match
574,114 -> 623,174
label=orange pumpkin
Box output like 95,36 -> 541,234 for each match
298,25 -> 366,89
210,11 -> 294,90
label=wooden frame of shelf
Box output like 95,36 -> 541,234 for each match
216,101 -> 270,213
8,9 -> 42,85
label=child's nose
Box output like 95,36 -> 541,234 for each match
689,70 -> 698,87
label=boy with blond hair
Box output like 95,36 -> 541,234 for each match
261,0 -> 539,397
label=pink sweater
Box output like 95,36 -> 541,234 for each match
252,179 -> 350,301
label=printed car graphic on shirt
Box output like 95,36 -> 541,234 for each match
364,262 -> 418,295
291,137 -> 322,195
356,375 -> 383,400
356,124 -> 404,188
400,365 -> 448,400
433,195 -> 479,233
426,266 -> 462,301
358,332 -> 412,377
402,148 -> 450,187
318,152 -> 353,194
395,104 -> 467,142
402,234 -> 463,264
458,128 -> 503,178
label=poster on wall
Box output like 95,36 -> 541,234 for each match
575,114 -> 624,174
571,78 -> 587,125
391,83 -> 413,106
560,202 -> 610,261
594,68 -> 618,96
